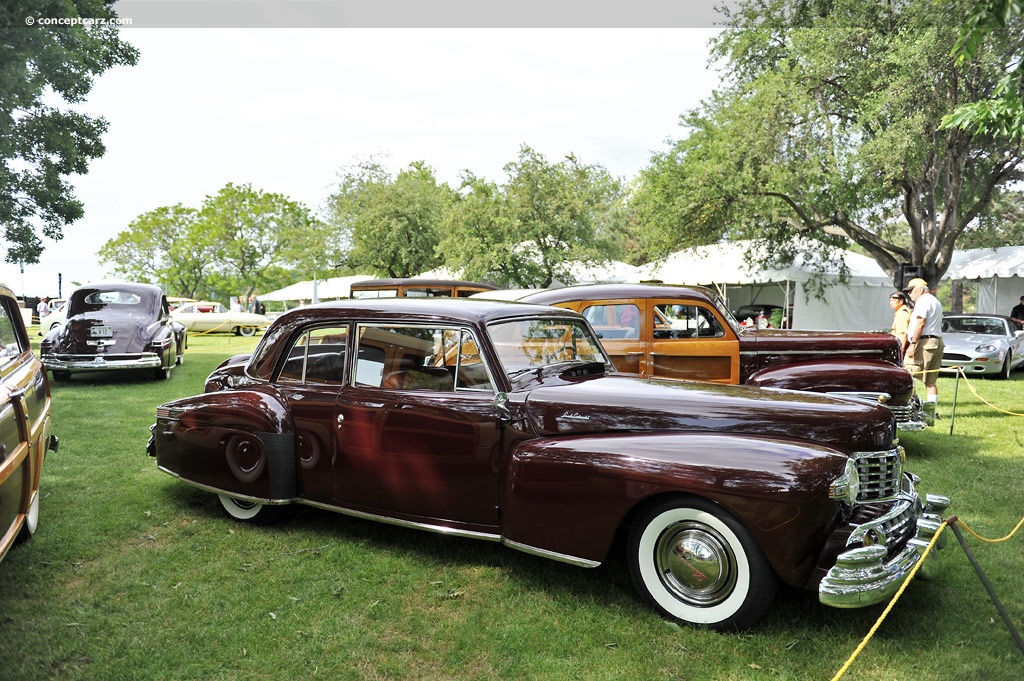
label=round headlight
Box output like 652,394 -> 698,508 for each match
976,343 -> 998,353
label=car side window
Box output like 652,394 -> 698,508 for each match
0,301 -> 23,364
654,304 -> 725,339
354,324 -> 493,393
277,326 -> 348,385
583,304 -> 640,340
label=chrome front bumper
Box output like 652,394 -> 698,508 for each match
819,493 -> 950,609
42,353 -> 163,372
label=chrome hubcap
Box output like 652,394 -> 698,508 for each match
655,521 -> 737,606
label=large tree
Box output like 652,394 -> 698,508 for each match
441,146 -> 627,288
97,204 -> 212,297
633,0 -> 1024,287
326,160 -> 453,278
199,183 -> 316,303
0,1 -> 137,263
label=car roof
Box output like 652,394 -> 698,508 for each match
519,283 -> 718,305
277,297 -> 581,326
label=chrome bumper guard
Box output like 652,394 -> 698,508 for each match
819,493 -> 950,608
43,353 -> 163,371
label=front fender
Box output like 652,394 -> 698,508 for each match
748,359 -> 914,399
152,388 -> 295,501
501,432 -> 847,585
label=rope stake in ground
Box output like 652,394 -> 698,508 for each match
947,517 -> 1024,655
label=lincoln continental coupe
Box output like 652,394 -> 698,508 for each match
148,298 -> 947,630
41,283 -> 186,381
0,283 -> 58,563
517,284 -> 927,431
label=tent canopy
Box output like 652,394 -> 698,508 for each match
640,241 -> 894,331
259,275 -> 374,302
946,246 -> 1024,315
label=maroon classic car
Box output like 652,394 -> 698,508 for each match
148,298 -> 947,630
40,283 -> 186,381
516,284 -> 927,430
0,283 -> 58,563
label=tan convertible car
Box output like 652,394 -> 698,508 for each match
171,301 -> 271,336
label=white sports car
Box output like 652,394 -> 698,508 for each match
171,301 -> 270,336
940,314 -> 1024,379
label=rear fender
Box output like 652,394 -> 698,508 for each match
502,432 -> 847,585
152,388 -> 295,502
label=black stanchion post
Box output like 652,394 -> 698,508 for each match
949,369 -> 961,436
949,519 -> 1024,655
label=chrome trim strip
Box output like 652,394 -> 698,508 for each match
154,469 -> 600,567
502,538 -> 601,568
740,349 -> 886,357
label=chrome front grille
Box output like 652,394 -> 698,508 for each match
854,447 -> 903,501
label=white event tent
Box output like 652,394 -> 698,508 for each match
639,241 -> 896,331
259,275 -> 374,305
945,246 -> 1024,315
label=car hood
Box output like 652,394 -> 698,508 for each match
740,328 -> 901,362
520,374 -> 894,453
942,333 -> 1004,350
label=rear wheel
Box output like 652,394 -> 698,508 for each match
236,326 -> 257,337
154,366 -> 171,380
217,494 -> 286,524
627,497 -> 778,631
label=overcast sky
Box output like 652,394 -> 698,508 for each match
5,22 -> 726,299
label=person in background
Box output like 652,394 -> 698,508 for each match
1010,295 -> 1024,329
904,278 -> 944,418
35,297 -> 48,323
889,291 -> 912,352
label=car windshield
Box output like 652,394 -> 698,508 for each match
711,294 -> 743,333
944,317 -> 1007,336
486,317 -> 610,378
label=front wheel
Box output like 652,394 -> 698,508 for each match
16,491 -> 40,543
999,352 -> 1013,380
627,497 -> 778,631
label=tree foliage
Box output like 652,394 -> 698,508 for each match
942,0 -> 1024,138
199,183 -> 315,302
97,204 -> 211,297
98,184 -> 319,300
633,0 -> 1024,286
441,146 -> 627,288
326,160 -> 453,278
0,1 -> 137,263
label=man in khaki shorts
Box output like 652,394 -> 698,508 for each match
903,277 -> 944,419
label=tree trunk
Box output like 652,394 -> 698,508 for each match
949,279 -> 964,315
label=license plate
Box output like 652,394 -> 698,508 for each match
90,326 -> 113,338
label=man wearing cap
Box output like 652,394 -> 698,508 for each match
904,278 -> 943,414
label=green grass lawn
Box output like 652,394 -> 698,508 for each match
0,331 -> 1022,680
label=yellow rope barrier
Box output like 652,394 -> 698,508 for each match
957,515 -> 1024,544
830,520 -> 949,681
948,366 -> 1024,417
